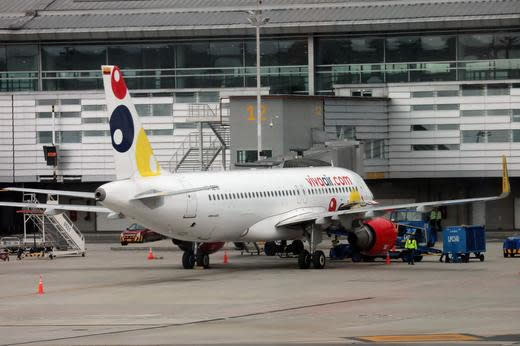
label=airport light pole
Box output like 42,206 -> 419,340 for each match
248,1 -> 269,161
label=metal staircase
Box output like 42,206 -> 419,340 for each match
22,193 -> 86,257
169,101 -> 230,172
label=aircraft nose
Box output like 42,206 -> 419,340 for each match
95,188 -> 106,202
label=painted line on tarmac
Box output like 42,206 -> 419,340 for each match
226,297 -> 374,319
1,297 -> 374,346
353,333 -> 482,342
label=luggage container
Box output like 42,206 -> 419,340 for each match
503,236 -> 520,257
442,226 -> 486,263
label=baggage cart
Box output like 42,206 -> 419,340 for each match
503,236 -> 520,257
442,225 -> 486,263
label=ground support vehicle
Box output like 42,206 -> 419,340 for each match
503,236 -> 520,257
0,236 -> 22,253
120,224 -> 166,246
442,226 -> 486,263
390,209 -> 439,247
393,223 -> 443,262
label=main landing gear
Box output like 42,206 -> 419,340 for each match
182,243 -> 210,269
298,224 -> 326,269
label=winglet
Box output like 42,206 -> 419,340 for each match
501,155 -> 510,198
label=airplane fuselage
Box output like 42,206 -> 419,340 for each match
98,167 -> 374,242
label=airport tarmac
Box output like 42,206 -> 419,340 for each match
0,240 -> 519,345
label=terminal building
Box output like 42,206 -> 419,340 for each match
0,0 -> 519,232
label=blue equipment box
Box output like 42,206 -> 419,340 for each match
443,226 -> 486,255
503,236 -> 520,257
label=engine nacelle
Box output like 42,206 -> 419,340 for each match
172,239 -> 225,255
348,217 -> 397,256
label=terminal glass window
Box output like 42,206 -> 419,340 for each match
7,45 -> 37,71
0,47 -> 5,70
513,130 -> 520,142
385,35 -> 455,62
37,131 -> 55,143
412,91 -> 434,98
0,45 -> 38,91
336,125 -> 355,139
316,37 -> 383,65
437,124 -> 459,130
60,131 -> 82,143
437,144 -> 459,150
412,144 -> 435,151
42,45 -> 106,71
461,109 -> 485,116
437,104 -> 459,110
437,90 -> 459,97
461,85 -> 485,96
458,32 -> 520,60
412,125 -> 435,131
108,44 -> 174,69
237,150 -> 258,163
462,130 -> 511,143
512,109 -> 520,122
487,84 -> 510,96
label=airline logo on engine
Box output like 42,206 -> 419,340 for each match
305,175 -> 353,187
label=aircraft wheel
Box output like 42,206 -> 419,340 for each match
414,255 -> 423,262
312,250 -> 326,269
298,250 -> 311,269
197,253 -> 210,269
182,251 -> 196,269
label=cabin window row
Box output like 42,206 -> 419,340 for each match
208,185 -> 359,201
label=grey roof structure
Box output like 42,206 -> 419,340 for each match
0,0 -> 518,41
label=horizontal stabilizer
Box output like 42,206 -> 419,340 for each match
0,202 -> 112,213
2,187 -> 95,199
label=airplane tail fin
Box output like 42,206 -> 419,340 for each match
102,65 -> 164,180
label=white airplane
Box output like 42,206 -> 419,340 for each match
0,65 -> 511,269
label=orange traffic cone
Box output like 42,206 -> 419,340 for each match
37,275 -> 44,295
147,248 -> 154,260
223,250 -> 228,264
385,252 -> 391,265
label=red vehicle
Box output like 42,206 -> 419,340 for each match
120,224 -> 166,246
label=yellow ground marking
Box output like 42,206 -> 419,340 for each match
357,333 -> 481,342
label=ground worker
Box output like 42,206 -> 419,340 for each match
429,207 -> 442,246
405,234 -> 418,265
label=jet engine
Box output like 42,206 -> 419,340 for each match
348,217 -> 397,256
171,239 -> 225,255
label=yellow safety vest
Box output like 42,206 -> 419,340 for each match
405,239 -> 417,250
430,210 -> 441,220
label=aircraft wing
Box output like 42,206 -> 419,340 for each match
278,156 -> 510,227
2,187 -> 95,199
0,201 -> 112,213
